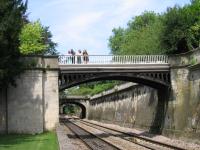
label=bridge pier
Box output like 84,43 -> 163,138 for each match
0,56 -> 59,134
163,49 -> 200,138
170,68 -> 190,130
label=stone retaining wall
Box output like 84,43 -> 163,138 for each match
87,83 -> 159,130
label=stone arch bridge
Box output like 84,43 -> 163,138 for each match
59,55 -> 170,91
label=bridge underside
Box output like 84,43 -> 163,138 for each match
59,64 -> 170,91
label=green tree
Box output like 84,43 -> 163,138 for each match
42,26 -> 58,55
109,1 -> 200,55
0,0 -> 27,87
19,21 -> 47,55
109,12 -> 165,55
108,27 -> 124,54
161,0 -> 200,54
19,20 -> 58,55
123,12 -> 165,55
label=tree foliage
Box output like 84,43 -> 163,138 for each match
109,1 -> 200,55
109,12 -> 165,55
42,26 -> 58,55
108,27 -> 125,54
63,104 -> 80,115
0,0 -> 27,87
19,21 -> 58,55
19,21 -> 47,55
162,0 -> 200,53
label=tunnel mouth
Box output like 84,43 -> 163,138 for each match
60,102 -> 86,119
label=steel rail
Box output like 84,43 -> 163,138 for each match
63,118 -> 121,150
79,119 -> 186,150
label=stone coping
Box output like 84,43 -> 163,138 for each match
90,82 -> 138,100
21,55 -> 58,58
168,47 -> 200,57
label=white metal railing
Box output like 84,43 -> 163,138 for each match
58,55 -> 168,65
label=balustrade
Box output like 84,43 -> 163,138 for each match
58,55 -> 168,65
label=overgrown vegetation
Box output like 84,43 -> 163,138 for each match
0,132 -> 59,150
162,0 -> 200,54
109,0 -> 200,55
66,81 -> 120,96
63,104 -> 81,115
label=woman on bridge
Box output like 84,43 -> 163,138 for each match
83,50 -> 89,64
70,49 -> 76,64
77,50 -> 82,64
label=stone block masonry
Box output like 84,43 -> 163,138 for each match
44,70 -> 59,131
87,83 -> 159,130
164,48 -> 200,141
0,56 -> 59,134
8,71 -> 44,133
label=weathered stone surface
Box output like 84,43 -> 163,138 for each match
0,56 -> 59,134
170,68 -> 190,131
0,88 -> 6,134
87,83 -> 159,130
44,71 -> 59,131
7,71 -> 44,134
163,48 -> 200,140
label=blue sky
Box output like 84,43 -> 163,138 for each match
27,0 -> 191,55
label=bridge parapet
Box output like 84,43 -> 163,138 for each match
21,55 -> 58,69
59,55 -> 168,65
169,48 -> 200,68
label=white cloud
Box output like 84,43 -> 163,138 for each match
105,0 -> 152,27
68,12 -> 104,31
53,11 -> 104,43
51,10 -> 106,54
28,0 -> 191,55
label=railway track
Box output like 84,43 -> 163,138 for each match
77,119 -> 187,150
62,118 -> 121,150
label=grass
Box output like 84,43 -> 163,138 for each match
0,132 -> 59,150
66,80 -> 120,96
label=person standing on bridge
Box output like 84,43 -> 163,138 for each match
83,50 -> 89,64
67,50 -> 72,64
70,49 -> 75,64
77,50 -> 82,64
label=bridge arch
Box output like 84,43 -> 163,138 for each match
59,72 -> 170,91
60,101 -> 86,119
